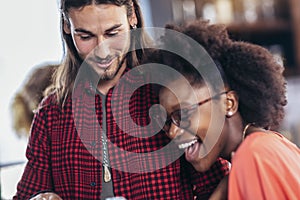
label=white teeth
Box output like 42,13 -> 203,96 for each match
178,138 -> 198,149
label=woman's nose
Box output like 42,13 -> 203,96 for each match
167,124 -> 184,140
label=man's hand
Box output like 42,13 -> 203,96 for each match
29,192 -> 63,200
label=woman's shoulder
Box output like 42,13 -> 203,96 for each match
235,131 -> 300,162
244,131 -> 296,149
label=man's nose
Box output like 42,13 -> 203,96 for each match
94,36 -> 110,59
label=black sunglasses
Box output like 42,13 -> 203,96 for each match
154,91 -> 229,132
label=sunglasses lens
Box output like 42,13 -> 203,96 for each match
171,109 -> 193,129
171,110 -> 181,126
153,107 -> 193,132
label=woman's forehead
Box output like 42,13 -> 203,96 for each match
160,78 -> 209,103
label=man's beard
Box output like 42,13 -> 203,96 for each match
98,56 -> 125,80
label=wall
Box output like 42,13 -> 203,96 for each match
281,76 -> 300,146
0,1 -> 62,198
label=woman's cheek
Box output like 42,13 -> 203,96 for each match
195,113 -> 211,141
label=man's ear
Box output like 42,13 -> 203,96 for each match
225,91 -> 239,118
129,4 -> 138,28
63,19 -> 71,34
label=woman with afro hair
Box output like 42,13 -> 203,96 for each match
149,19 -> 300,199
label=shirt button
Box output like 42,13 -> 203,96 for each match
90,182 -> 96,187
193,185 -> 197,191
91,141 -> 96,146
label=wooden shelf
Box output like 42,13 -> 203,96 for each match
227,20 -> 291,34
163,0 -> 300,76
283,67 -> 300,77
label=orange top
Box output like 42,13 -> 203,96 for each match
229,131 -> 300,200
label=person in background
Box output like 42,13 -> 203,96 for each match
152,19 -> 300,199
11,63 -> 58,137
13,1 -> 229,200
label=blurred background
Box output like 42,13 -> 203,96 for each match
0,1 -> 62,199
147,0 -> 300,145
1,0 -> 299,199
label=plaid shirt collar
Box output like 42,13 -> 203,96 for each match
81,65 -> 147,96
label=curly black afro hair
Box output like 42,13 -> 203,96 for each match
148,19 -> 287,130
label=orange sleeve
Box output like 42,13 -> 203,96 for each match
228,132 -> 300,200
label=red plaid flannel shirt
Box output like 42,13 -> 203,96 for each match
14,68 -> 229,200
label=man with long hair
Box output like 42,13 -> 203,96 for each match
14,1 -> 229,199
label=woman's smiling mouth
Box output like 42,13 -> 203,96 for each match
178,138 -> 198,149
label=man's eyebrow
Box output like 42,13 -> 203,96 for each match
74,28 -> 93,35
74,24 -> 123,35
105,24 -> 123,33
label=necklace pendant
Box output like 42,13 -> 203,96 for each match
104,165 -> 111,182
